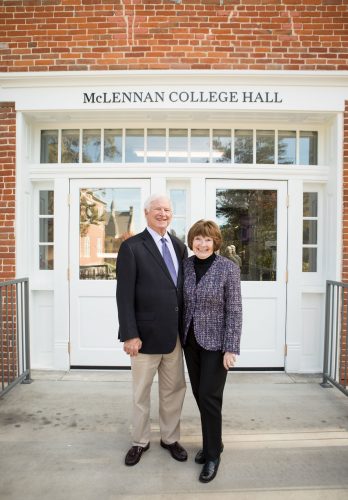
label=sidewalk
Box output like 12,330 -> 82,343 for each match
0,371 -> 348,500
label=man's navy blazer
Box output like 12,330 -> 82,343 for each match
116,228 -> 188,354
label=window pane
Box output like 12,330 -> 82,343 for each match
82,129 -> 101,163
61,129 -> 79,163
39,191 -> 54,215
39,245 -> 54,270
234,130 -> 253,164
278,130 -> 296,165
40,130 -> 58,163
216,189 -> 277,281
79,187 -> 143,280
125,129 -> 144,162
303,220 -> 317,245
300,131 -> 318,165
169,129 -> 188,163
39,218 -> 54,243
170,189 -> 186,215
302,248 -> 317,272
191,129 -> 210,163
212,129 -> 231,163
256,130 -> 275,164
104,129 -> 122,163
147,129 -> 166,163
303,193 -> 318,217
170,219 -> 186,243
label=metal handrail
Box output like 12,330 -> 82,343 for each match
321,280 -> 348,396
0,278 -> 32,398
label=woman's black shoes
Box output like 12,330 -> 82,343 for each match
194,449 -> 205,464
199,457 -> 221,483
194,443 -> 224,464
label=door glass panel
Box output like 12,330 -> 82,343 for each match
303,192 -> 318,217
191,129 -> 210,163
39,246 -> 54,270
61,129 -> 80,163
82,129 -> 101,163
169,188 -> 187,242
216,189 -> 277,281
278,130 -> 296,165
212,129 -> 231,163
256,130 -> 275,164
104,129 -> 122,162
300,131 -> 318,165
169,129 -> 188,162
147,129 -> 166,162
40,130 -> 58,163
79,188 -> 142,280
125,129 -> 144,162
303,220 -> 317,245
234,129 -> 253,164
303,248 -> 317,272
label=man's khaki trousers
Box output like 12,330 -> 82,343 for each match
130,337 -> 186,446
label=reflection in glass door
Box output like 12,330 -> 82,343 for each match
216,189 -> 277,281
79,187 -> 143,280
206,180 -> 287,368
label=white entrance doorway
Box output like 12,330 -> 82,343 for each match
206,179 -> 288,368
69,179 -> 150,366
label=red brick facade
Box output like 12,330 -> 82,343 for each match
0,1 -> 347,375
0,103 -> 16,281
0,0 -> 347,72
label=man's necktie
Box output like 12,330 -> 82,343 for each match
160,237 -> 177,285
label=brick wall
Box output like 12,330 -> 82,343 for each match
0,0 -> 347,72
0,103 -> 16,281
344,101 -> 348,284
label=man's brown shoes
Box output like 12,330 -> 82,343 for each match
125,443 -> 150,466
160,440 -> 188,461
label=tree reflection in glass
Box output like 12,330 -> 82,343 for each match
104,129 -> 122,162
216,189 -> 277,281
61,130 -> 80,163
256,130 -> 275,164
212,129 -> 231,163
234,130 -> 253,164
83,129 -> 101,163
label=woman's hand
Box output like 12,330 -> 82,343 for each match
223,352 -> 237,371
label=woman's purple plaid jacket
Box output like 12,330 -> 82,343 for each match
183,254 -> 242,354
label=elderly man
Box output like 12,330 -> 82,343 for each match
116,193 -> 188,466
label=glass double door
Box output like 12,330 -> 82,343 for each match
69,178 -> 287,368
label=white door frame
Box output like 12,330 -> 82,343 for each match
69,178 -> 151,366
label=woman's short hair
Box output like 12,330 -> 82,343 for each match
187,219 -> 222,251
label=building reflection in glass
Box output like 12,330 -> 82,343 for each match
79,188 -> 141,280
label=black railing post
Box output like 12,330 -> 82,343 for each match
321,280 -> 332,388
22,279 -> 32,384
321,280 -> 348,396
0,278 -> 32,397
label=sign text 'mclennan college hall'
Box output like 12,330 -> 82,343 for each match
83,90 -> 283,105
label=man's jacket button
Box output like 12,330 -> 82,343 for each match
175,307 -> 179,312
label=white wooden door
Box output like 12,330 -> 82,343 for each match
69,179 -> 150,366
206,179 -> 287,368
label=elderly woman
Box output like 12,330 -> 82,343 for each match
183,220 -> 242,483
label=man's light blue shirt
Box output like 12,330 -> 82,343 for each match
146,226 -> 179,275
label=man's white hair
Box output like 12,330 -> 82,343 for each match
144,193 -> 172,211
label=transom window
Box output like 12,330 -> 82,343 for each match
40,128 -> 318,165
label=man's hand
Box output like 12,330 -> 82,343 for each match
124,338 -> 142,357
